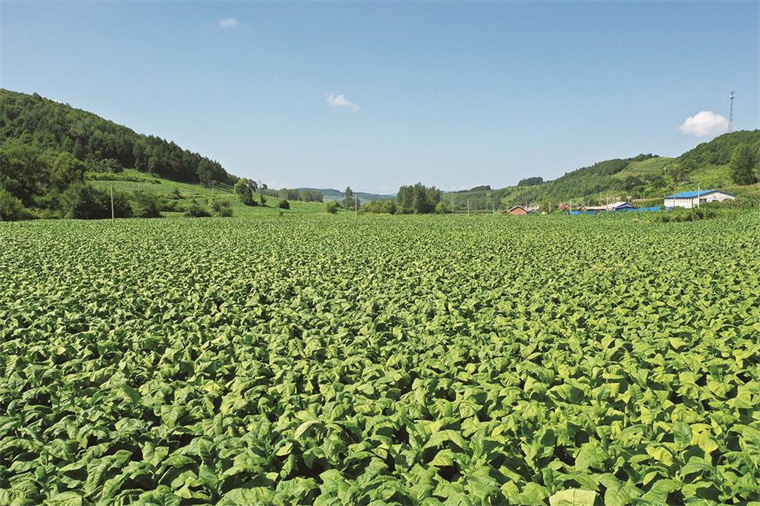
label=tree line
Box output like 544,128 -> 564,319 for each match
337,183 -> 447,215
0,141 -> 236,221
0,141 -> 158,220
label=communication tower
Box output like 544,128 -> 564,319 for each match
727,90 -> 735,133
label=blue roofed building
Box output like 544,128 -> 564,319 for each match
663,190 -> 735,209
577,201 -> 637,213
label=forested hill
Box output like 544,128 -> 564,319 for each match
499,154 -> 666,206
443,130 -> 760,210
675,130 -> 760,171
0,89 -> 236,185
443,154 -> 667,210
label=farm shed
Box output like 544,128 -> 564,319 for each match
613,202 -> 638,211
578,202 -> 637,214
663,190 -> 735,209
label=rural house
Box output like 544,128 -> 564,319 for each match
663,190 -> 735,209
508,205 -> 539,216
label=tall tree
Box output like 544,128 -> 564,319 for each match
234,178 -> 257,206
0,141 -> 50,207
729,144 -> 758,186
397,183 -> 441,213
343,187 -> 354,209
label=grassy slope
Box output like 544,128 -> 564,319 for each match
88,170 -> 329,217
611,157 -> 673,179
689,164 -> 734,189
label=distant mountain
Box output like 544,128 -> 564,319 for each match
296,188 -> 395,202
0,88 -> 236,185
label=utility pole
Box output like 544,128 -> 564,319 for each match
727,90 -> 735,134
110,184 -> 115,221
697,184 -> 701,209
354,195 -> 358,220
467,199 -> 470,216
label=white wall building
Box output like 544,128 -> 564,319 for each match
664,190 -> 735,209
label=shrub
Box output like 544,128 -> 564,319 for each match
185,201 -> 211,218
361,200 -> 397,215
278,199 -> 290,210
161,199 -> 181,212
62,183 -> 132,219
0,188 -> 33,221
210,200 -> 233,217
325,201 -> 339,214
655,206 -> 715,223
131,191 -> 162,218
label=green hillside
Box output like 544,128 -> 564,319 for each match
1,89 -> 244,220
442,130 -> 760,210
443,154 -> 669,210
612,156 -> 673,180
0,88 -> 234,184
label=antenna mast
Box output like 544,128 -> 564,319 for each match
727,90 -> 735,133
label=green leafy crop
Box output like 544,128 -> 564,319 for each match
1,213 -> 759,505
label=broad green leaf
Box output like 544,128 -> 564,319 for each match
294,420 -> 320,440
672,422 -> 692,449
549,489 -> 596,506
575,441 -> 606,471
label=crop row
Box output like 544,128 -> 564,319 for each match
1,214 -> 759,505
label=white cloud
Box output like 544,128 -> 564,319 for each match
326,93 -> 361,112
219,17 -> 238,28
678,111 -> 728,137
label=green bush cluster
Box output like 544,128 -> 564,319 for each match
61,183 -> 133,219
184,199 -> 233,218
211,200 -> 233,217
655,206 -> 715,223
360,200 -> 398,214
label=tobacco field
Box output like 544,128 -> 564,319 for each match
1,213 -> 759,505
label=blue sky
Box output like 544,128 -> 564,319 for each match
2,1 -> 758,193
